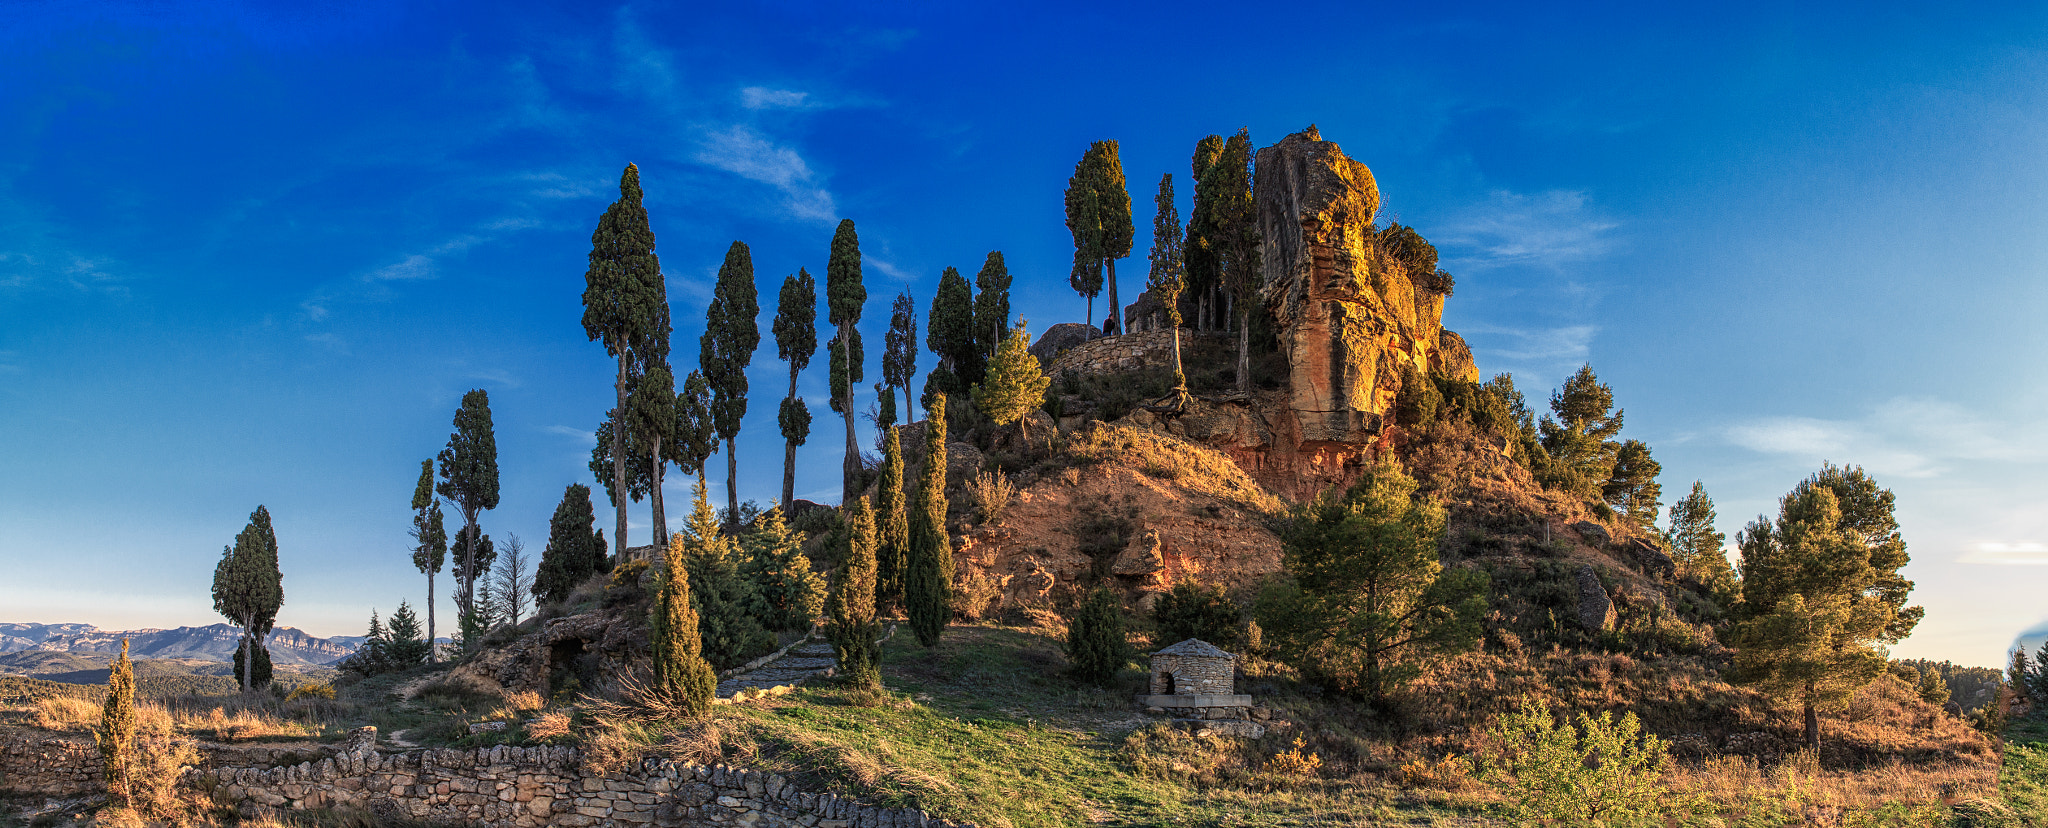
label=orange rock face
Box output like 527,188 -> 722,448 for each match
1254,127 -> 1476,453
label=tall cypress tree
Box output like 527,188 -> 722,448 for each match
972,251 -> 1012,360
1065,141 -> 1133,334
536,483 -> 606,605
702,241 -> 762,519
829,497 -> 882,689
436,389 -> 499,653
1146,173 -> 1189,395
1203,129 -> 1260,393
906,395 -> 952,647
883,290 -> 919,421
1067,185 -> 1104,327
583,164 -> 671,561
874,426 -> 910,616
626,366 -> 677,546
212,505 -> 283,693
773,269 -> 818,512
408,459 -> 447,664
672,370 -> 720,491
651,531 -> 716,716
925,266 -> 977,407
98,638 -> 136,804
1187,135 -> 1225,332
826,220 -> 867,503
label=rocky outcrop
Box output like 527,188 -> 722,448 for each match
1252,126 -> 1477,447
1575,565 -> 1616,633
1028,322 -> 1102,366
456,611 -> 649,696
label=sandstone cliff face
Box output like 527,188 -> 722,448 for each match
1254,127 -> 1476,451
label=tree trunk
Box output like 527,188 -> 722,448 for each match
1804,693 -> 1821,752
425,569 -> 437,664
649,434 -> 667,548
1106,258 -> 1120,335
1085,294 -> 1094,333
783,368 -> 800,512
726,436 -> 740,521
612,357 -> 628,561
1237,308 -> 1252,395
841,325 -> 860,505
903,383 -> 916,424
238,617 -> 253,694
1171,325 -> 1186,392
460,521 -> 478,652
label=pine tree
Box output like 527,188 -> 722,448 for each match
679,478 -> 772,670
1666,481 -> 1737,601
2010,646 -> 2038,707
702,240 -> 762,519
536,483 -> 607,605
352,610 -> 390,673
583,163 -> 671,562
1065,587 -> 1127,686
883,290 -> 919,421
829,497 -> 882,689
437,389 -> 500,652
905,395 -> 952,647
97,638 -> 135,804
1538,365 -> 1625,498
651,531 -> 716,716
1918,669 -> 1951,706
1604,439 -> 1663,527
973,252 -> 1013,360
1186,135 -> 1225,332
1727,464 -> 1923,751
874,426 -> 910,617
386,601 -> 431,667
1256,460 -> 1488,705
826,219 -> 868,504
1146,173 -> 1189,394
973,321 -> 1051,443
213,505 -> 283,693
1203,129 -> 1260,393
408,459 -> 447,664
925,266 -> 976,408
1064,141 -> 1133,334
773,269 -> 819,512
742,507 -> 826,632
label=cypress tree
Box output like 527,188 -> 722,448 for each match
408,459 -> 448,663
1538,365 -> 1625,498
973,321 -> 1051,443
98,638 -> 135,804
1727,464 -> 1923,751
233,637 -> 274,690
905,395 -> 952,647
626,366 -> 677,546
679,478 -> 773,670
1203,129 -> 1260,392
874,383 -> 898,429
1186,135 -> 1225,332
651,531 -> 717,716
702,241 -> 762,519
583,164 -> 671,561
213,505 -> 283,693
537,483 -> 606,605
773,269 -> 819,512
973,252 -> 1012,360
1665,481 -> 1737,602
437,389 -> 499,653
829,497 -> 882,689
925,266 -> 976,408
1065,587 -> 1127,686
1146,173 -> 1189,395
826,219 -> 867,504
742,507 -> 826,632
673,370 -> 720,489
451,531 -> 499,648
1065,141 -> 1133,334
1604,439 -> 1663,527
590,407 -> 651,516
874,427 -> 910,616
883,290 -> 919,422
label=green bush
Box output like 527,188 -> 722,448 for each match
1065,587 -> 1130,686
1151,579 -> 1242,651
1478,695 -> 1689,825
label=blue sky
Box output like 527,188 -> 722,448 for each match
3,1 -> 2045,667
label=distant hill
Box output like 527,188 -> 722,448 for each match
0,622 -> 357,666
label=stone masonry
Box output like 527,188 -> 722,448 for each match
1043,329 -> 1201,379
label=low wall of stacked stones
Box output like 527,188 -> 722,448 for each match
1044,329 -> 1197,378
0,731 -> 972,828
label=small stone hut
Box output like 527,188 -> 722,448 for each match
1147,639 -> 1242,698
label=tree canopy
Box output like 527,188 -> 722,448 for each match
1064,141 -> 1133,333
212,505 -> 283,693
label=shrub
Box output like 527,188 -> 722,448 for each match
1478,695 -> 1679,824
1065,587 -> 1129,686
1151,579 -> 1242,651
285,682 -> 336,702
604,558 -> 651,607
967,469 -> 1015,524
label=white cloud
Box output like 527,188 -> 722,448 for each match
693,125 -> 837,222
1723,397 -> 2046,480
1960,542 -> 2048,565
1458,323 -> 1596,364
1438,189 -> 1619,272
865,255 -> 913,285
741,87 -> 813,110
545,424 -> 597,446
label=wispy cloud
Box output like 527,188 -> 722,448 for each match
545,424 -> 596,446
741,87 -> 814,110
1724,397 -> 2046,479
1457,323 -> 1596,364
693,125 -> 837,222
865,255 -> 913,285
301,223 -> 529,320
1438,189 -> 1619,272
1960,542 -> 2048,565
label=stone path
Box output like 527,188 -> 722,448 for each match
714,624 -> 896,700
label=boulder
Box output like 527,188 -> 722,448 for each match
1111,529 -> 1166,576
1627,537 -> 1677,581
1029,323 -> 1102,367
1575,564 -> 1616,633
1570,520 -> 1612,546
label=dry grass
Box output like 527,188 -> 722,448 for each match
32,695 -> 99,730
1067,424 -> 1285,514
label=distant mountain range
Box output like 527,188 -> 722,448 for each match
0,622 -> 359,666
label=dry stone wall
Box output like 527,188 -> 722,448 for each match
0,730 -> 973,828
1043,329 -> 1196,378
